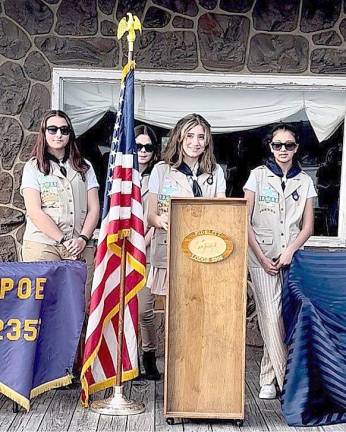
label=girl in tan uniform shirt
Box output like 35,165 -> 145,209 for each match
135,124 -> 161,380
147,113 -> 226,296
244,123 -> 316,400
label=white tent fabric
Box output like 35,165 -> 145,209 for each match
63,80 -> 346,142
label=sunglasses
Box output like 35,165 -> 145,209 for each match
137,143 -> 154,152
46,126 -> 71,136
271,141 -> 297,151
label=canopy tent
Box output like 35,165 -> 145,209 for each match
63,80 -> 346,142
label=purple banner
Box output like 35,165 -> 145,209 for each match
0,260 -> 86,410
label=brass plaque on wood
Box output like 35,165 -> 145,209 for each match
182,230 -> 233,263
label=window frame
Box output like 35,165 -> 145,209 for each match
52,67 -> 346,247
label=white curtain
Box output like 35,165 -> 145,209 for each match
63,81 -> 346,142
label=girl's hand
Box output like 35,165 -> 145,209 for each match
260,256 -> 279,276
158,213 -> 169,231
275,247 -> 294,269
63,237 -> 86,258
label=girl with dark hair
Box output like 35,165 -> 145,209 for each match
147,113 -> 226,297
134,124 -> 161,380
243,123 -> 316,400
21,110 -> 100,306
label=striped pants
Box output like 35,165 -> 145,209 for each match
249,267 -> 287,390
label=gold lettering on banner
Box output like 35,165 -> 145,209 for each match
182,230 -> 234,263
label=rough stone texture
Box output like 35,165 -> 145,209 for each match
199,0 -> 217,10
0,117 -> 23,170
0,207 -> 25,236
20,134 -> 37,162
313,30 -> 342,46
20,84 -> 50,132
172,16 -> 194,29
153,0 -> 198,16
339,18 -> 346,41
220,0 -> 254,13
144,7 -> 171,28
13,163 -> 25,210
311,48 -> 346,74
0,17 -> 31,60
56,0 -> 97,36
16,225 -> 25,245
116,0 -> 146,20
24,51 -> 51,82
248,34 -> 309,73
44,0 -> 60,3
35,36 -> 118,67
0,236 -> 18,262
198,14 -> 250,72
0,172 -> 13,205
16,224 -> 26,244
4,0 -> 53,35
301,0 -> 341,33
0,62 -> 30,115
134,31 -> 197,70
98,0 -> 116,15
253,0 -> 300,32
100,20 -> 117,37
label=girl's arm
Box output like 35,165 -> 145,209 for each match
244,189 -> 278,275
275,197 -> 314,269
22,188 -> 65,242
147,192 -> 168,231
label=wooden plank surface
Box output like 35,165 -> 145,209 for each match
165,199 -> 248,418
0,347 -> 345,431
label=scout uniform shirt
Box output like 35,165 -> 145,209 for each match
244,164 -> 317,268
21,158 -> 99,245
149,161 -> 226,268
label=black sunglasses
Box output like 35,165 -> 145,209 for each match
271,141 -> 297,151
46,125 -> 71,136
137,143 -> 154,152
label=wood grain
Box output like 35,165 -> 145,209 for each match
165,198 -> 248,420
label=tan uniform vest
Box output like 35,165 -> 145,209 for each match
151,162 -> 225,268
23,158 -> 89,245
248,165 -> 314,268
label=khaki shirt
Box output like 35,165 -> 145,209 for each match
149,162 -> 226,268
21,158 -> 99,245
244,165 -> 317,268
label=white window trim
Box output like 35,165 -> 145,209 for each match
52,68 -> 346,248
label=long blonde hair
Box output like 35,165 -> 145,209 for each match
163,113 -> 216,173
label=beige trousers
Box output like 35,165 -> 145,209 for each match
249,267 -> 287,390
21,240 -> 95,309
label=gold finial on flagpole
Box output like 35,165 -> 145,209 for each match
89,13 -> 145,417
117,12 -> 142,62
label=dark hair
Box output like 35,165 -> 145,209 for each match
268,123 -> 299,144
31,110 -> 89,178
134,124 -> 161,174
163,113 -> 216,173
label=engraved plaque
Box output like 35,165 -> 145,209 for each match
182,229 -> 233,263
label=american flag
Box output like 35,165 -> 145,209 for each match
80,62 -> 146,406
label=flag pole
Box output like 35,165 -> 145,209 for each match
90,12 -> 145,416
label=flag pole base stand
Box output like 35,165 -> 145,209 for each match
90,385 -> 145,416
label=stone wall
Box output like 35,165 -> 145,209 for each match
1,0 -> 346,259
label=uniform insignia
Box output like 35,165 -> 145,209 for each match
292,190 -> 299,201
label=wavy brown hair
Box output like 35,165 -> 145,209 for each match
31,110 -> 89,179
163,113 -> 216,173
134,124 -> 161,174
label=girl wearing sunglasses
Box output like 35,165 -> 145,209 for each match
243,123 -> 316,400
134,124 -> 161,380
20,109 -> 100,313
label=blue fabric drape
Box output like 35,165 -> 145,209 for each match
281,250 -> 346,426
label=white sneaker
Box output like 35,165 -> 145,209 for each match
259,383 -> 277,399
